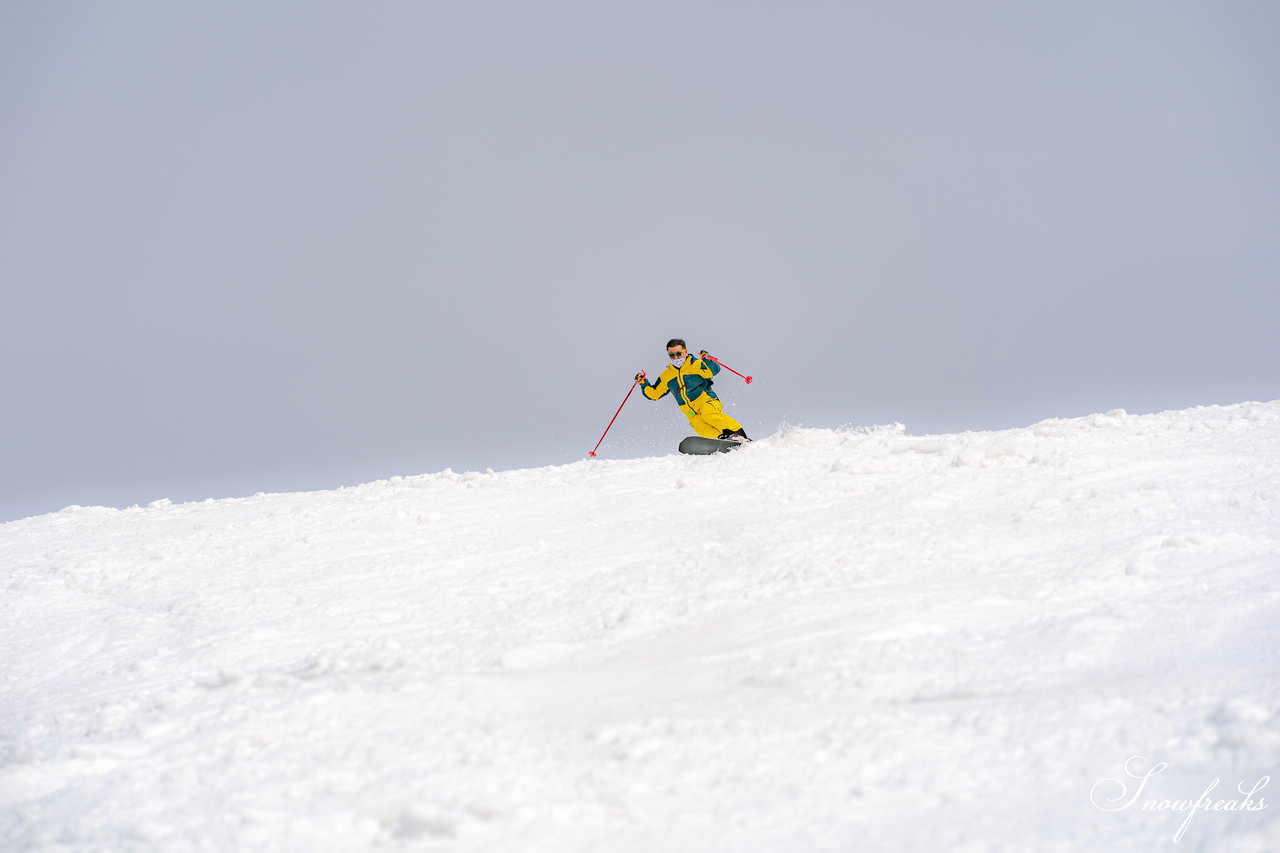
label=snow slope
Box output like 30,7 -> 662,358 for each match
3,402 -> 1279,852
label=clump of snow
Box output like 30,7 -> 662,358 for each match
2,401 -> 1278,851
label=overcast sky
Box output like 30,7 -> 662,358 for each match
3,1 -> 1278,522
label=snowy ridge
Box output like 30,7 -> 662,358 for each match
3,402 -> 1280,852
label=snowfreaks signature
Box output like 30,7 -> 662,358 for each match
1090,756 -> 1270,843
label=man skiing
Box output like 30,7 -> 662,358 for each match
635,339 -> 751,441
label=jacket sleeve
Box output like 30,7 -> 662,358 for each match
641,375 -> 669,400
696,358 -> 721,378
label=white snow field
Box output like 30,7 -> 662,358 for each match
3,402 -> 1279,853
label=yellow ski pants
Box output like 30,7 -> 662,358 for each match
683,398 -> 744,439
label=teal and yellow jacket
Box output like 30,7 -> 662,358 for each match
641,357 -> 722,414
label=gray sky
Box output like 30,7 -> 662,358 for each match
3,1 -> 1278,523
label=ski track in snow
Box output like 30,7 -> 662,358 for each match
2,402 -> 1279,852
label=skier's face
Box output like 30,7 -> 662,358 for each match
667,347 -> 686,362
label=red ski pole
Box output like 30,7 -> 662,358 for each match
705,356 -> 753,384
589,376 -> 642,457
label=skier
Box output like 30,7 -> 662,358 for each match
635,339 -> 751,441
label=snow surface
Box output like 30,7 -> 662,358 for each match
3,401 -> 1279,852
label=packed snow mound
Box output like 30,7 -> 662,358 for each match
2,401 -> 1279,852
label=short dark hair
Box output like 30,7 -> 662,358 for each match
666,338 -> 686,350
